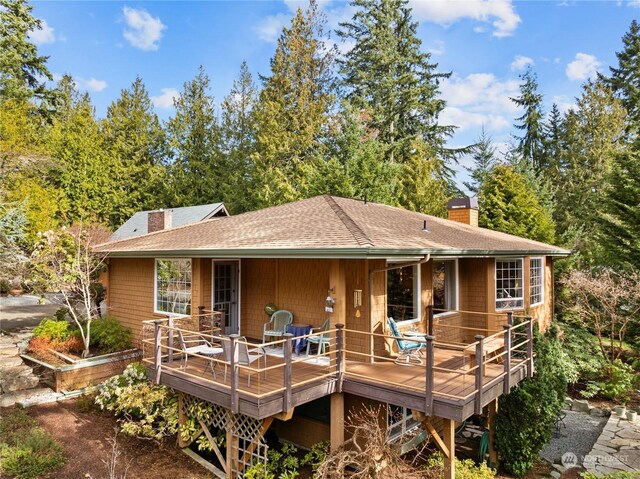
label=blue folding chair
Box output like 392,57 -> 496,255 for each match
387,317 -> 424,365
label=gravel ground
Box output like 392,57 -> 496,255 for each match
540,410 -> 609,465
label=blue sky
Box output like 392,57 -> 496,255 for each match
30,0 -> 639,191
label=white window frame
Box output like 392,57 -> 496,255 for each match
433,258 -> 459,318
529,257 -> 544,307
154,258 -> 192,316
387,263 -> 421,325
211,259 -> 242,334
495,258 -> 524,311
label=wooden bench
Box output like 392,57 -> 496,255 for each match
463,337 -> 505,372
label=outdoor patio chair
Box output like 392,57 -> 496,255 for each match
387,317 -> 424,366
305,318 -> 331,357
262,309 -> 293,345
222,336 -> 266,386
176,330 -> 221,371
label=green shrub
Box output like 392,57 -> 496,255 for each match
581,473 -> 637,479
0,411 -> 65,479
495,324 -> 568,476
301,441 -> 328,474
425,453 -> 496,479
558,323 -> 603,384
582,359 -> 638,402
32,318 -> 74,342
54,307 -> 69,322
89,316 -> 132,353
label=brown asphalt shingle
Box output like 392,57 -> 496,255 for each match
94,195 -> 570,257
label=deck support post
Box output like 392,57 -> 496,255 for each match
226,412 -> 238,479
507,311 -> 513,326
474,335 -> 485,415
503,324 -> 512,394
153,319 -> 162,384
283,333 -> 293,412
526,316 -> 534,378
177,392 -> 186,448
488,398 -> 498,466
330,392 -> 344,452
336,324 -> 344,393
424,335 -> 435,415
167,315 -> 174,364
427,305 -> 434,336
443,418 -> 456,479
229,334 -> 239,414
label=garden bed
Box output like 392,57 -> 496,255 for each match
21,348 -> 142,392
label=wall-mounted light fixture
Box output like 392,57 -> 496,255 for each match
325,291 -> 336,313
353,289 -> 362,308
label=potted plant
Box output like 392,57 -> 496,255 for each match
626,409 -> 637,422
614,404 -> 627,416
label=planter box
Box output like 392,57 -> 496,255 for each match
21,349 -> 142,393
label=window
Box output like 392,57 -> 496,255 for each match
155,259 -> 192,315
433,260 -> 457,314
387,265 -> 419,322
495,258 -> 523,310
530,257 -> 544,306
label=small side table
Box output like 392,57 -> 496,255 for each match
287,324 -> 312,355
199,346 -> 224,378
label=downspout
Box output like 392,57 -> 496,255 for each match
368,254 -> 431,360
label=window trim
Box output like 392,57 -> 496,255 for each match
495,257 -> 524,311
433,258 -> 459,318
529,256 -> 545,307
387,262 -> 421,325
154,258 -> 192,316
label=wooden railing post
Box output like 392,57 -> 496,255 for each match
427,305 -> 434,336
198,305 -> 205,316
336,324 -> 345,392
503,324 -> 512,394
229,334 -> 239,414
154,319 -> 163,384
283,333 -> 293,412
507,311 -> 514,326
167,315 -> 174,364
424,335 -> 435,415
526,316 -> 534,378
474,335 -> 485,415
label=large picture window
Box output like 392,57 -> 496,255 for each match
387,265 -> 419,322
433,260 -> 457,314
155,259 -> 192,315
495,258 -> 523,310
530,257 -> 544,306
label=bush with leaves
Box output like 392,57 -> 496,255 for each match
581,359 -> 638,403
32,318 -> 75,342
89,316 -> 132,353
495,324 -> 568,476
95,363 -> 178,440
424,453 -> 496,479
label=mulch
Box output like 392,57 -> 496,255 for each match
0,399 -> 212,479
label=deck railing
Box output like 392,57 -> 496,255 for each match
141,315 -> 534,417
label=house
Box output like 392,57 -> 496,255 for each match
95,195 -> 570,478
110,202 -> 229,240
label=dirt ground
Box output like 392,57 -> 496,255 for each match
0,399 -> 213,479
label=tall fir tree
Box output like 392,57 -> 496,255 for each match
250,1 -> 335,208
102,76 -> 168,226
464,126 -> 497,195
606,19 -> 640,132
597,145 -> 640,271
219,61 -> 257,213
0,0 -> 57,110
166,66 -> 222,207
542,103 -> 564,183
510,67 -> 546,172
478,165 -> 555,244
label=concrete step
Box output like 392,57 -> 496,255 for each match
0,387 -> 58,408
0,364 -> 40,393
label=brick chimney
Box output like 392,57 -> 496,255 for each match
148,209 -> 172,233
447,197 -> 478,227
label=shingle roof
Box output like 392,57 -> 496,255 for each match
96,195 -> 571,258
110,203 -> 228,240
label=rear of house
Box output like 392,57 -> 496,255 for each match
96,195 -> 569,478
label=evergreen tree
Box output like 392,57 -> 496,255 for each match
250,1 -> 335,208
606,20 -> 640,131
102,77 -> 168,226
463,126 -> 497,195
219,61 -> 257,213
0,0 -> 57,109
597,145 -> 640,271
478,164 -> 555,244
166,66 -> 222,207
542,103 -> 564,183
511,67 -> 546,171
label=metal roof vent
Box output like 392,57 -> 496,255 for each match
422,220 -> 429,233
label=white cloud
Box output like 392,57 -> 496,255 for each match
551,95 -> 575,114
440,106 -> 510,132
84,78 -> 107,92
408,0 -> 521,37
427,40 -> 446,56
565,53 -> 601,81
510,55 -> 534,71
253,12 -> 291,43
152,88 -> 179,109
30,19 -> 56,44
122,6 -> 166,51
